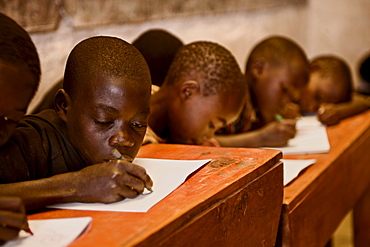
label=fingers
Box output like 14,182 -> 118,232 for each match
317,104 -> 340,126
0,197 -> 25,213
0,225 -> 21,242
116,160 -> 153,191
0,209 -> 27,242
0,210 -> 25,230
279,120 -> 297,139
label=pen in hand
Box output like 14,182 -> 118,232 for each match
111,149 -> 153,193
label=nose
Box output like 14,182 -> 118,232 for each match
109,131 -> 135,148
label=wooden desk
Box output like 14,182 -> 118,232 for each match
277,110 -> 370,247
29,145 -> 283,247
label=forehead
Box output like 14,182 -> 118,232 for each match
75,74 -> 151,109
213,91 -> 244,121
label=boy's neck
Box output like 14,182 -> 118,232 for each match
148,88 -> 171,139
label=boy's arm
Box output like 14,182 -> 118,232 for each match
216,119 -> 296,147
0,160 -> 153,212
317,93 -> 370,125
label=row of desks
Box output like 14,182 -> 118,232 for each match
29,110 -> 370,246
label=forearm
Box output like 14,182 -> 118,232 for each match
216,131 -> 263,148
0,172 -> 79,212
332,99 -> 369,120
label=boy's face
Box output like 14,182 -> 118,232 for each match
0,62 -> 35,146
253,57 -> 309,123
168,91 -> 243,145
63,75 -> 150,165
300,71 -> 347,113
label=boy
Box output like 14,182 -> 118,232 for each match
132,29 -> 183,87
0,12 -> 41,243
145,41 -> 247,146
0,36 -> 153,211
301,55 -> 370,125
216,36 -> 309,147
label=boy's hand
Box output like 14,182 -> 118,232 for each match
0,197 -> 28,244
200,137 -> 221,147
279,102 -> 301,119
73,160 -> 153,203
317,103 -> 341,126
260,119 -> 296,147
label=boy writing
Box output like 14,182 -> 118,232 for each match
144,41 -> 247,146
216,35 -> 310,147
0,36 -> 153,211
0,13 -> 41,243
301,55 -> 370,125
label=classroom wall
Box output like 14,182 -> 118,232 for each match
3,0 -> 368,113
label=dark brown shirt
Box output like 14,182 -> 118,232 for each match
0,109 -> 86,183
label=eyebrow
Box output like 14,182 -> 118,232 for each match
95,104 -> 119,114
95,104 -> 150,116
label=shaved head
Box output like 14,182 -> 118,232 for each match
63,36 -> 151,100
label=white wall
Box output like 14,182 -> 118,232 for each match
28,0 -> 370,113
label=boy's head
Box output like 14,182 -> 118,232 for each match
0,13 -> 41,146
132,29 -> 183,87
245,35 -> 309,124
300,55 -> 353,113
159,41 -> 247,145
56,36 -> 151,165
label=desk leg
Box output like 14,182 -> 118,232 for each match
353,185 -> 370,246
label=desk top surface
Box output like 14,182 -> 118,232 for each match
283,109 -> 370,207
29,145 -> 281,247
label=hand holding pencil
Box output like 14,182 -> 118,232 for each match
69,153 -> 153,204
0,197 -> 32,244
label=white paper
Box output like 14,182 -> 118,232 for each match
3,217 -> 92,247
282,159 -> 316,186
263,116 -> 330,155
48,158 -> 211,213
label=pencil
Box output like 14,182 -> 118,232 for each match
275,114 -> 284,122
111,149 -> 153,193
23,225 -> 34,235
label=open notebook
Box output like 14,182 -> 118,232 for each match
263,115 -> 330,155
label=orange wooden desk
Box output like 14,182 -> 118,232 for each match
29,145 -> 283,247
277,110 -> 370,247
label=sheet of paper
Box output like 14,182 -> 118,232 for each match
3,217 -> 92,247
263,116 -> 330,155
282,159 -> 316,186
48,158 -> 211,213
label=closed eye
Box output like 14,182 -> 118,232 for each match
132,122 -> 147,129
94,119 -> 114,126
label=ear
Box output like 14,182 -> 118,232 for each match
180,80 -> 200,101
251,58 -> 267,79
310,62 -> 320,73
55,89 -> 71,122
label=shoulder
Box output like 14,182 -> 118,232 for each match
143,125 -> 166,145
